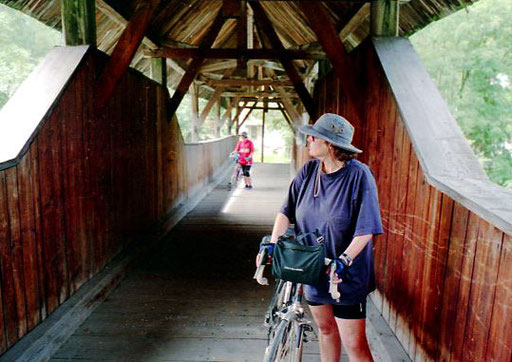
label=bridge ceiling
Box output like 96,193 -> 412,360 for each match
1,0 -> 479,102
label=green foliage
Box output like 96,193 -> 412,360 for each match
411,0 -> 512,188
0,5 -> 61,109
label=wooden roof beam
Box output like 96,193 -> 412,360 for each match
298,1 -> 365,121
62,0 -> 96,46
96,0 -> 158,50
199,59 -> 284,72
167,9 -> 226,120
145,48 -> 326,60
238,1 -> 247,68
250,2 -> 316,120
371,0 -> 399,36
96,0 -> 161,111
205,79 -> 293,87
221,92 -> 297,98
247,5 -> 255,88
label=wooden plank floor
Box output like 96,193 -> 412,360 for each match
51,163 -> 327,361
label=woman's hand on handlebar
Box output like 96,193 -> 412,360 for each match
255,243 -> 274,267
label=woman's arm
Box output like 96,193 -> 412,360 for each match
270,213 -> 290,243
333,234 -> 373,283
341,234 -> 373,261
256,213 -> 289,267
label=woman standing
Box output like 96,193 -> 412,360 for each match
231,131 -> 254,189
269,113 -> 383,361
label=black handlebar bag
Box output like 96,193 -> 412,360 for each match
272,233 -> 325,286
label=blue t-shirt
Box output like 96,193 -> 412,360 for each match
280,159 -> 383,305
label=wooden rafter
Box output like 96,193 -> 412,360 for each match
205,79 -> 293,87
247,4 -> 255,87
220,97 -> 239,124
96,0 -> 158,50
298,2 -> 364,120
221,92 -> 296,98
200,59 -> 284,72
277,103 -> 295,132
145,48 -> 325,60
250,2 -> 316,120
96,0 -> 161,110
238,1 -> 247,68
238,102 -> 257,128
167,8 -> 226,120
229,100 -> 248,131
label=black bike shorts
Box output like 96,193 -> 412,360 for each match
306,300 -> 366,319
241,165 -> 251,177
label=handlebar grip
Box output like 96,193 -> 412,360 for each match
254,247 -> 269,285
329,262 -> 341,301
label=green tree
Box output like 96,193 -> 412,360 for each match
0,5 -> 61,109
411,0 -> 512,187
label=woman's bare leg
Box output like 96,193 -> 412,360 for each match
309,304 -> 341,362
335,317 -> 373,362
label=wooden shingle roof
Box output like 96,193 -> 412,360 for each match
1,0 -> 479,101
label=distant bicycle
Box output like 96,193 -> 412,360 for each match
227,153 -> 242,190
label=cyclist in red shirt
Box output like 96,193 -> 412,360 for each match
231,131 -> 254,189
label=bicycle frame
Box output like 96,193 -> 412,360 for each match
227,155 -> 242,190
262,280 -> 312,362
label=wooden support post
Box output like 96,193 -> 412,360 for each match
230,102 -> 239,134
168,10 -> 225,120
298,1 -> 365,121
96,0 -> 160,110
261,100 -> 267,163
150,58 -> 167,86
247,5 -> 255,91
61,0 -> 97,46
221,97 -> 238,123
215,98 -> 222,138
190,83 -> 200,142
371,0 -> 399,36
238,1 -> 247,69
250,2 -> 317,120
230,100 -> 247,133
220,97 -> 238,135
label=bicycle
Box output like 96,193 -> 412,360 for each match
254,236 -> 341,362
227,153 -> 242,190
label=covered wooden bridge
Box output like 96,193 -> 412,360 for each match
0,0 -> 511,361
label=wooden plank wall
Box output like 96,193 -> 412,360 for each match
310,40 -> 511,361
0,47 -> 235,354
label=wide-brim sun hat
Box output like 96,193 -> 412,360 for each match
298,113 -> 362,153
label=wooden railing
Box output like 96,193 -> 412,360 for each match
0,45 -> 235,354
307,37 -> 511,361
185,136 -> 237,197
